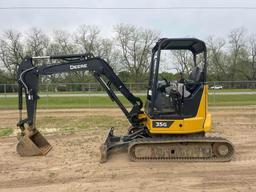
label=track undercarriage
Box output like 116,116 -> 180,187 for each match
100,127 -> 234,163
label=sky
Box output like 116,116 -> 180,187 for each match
0,0 -> 256,40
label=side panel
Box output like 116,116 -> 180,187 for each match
146,85 -> 211,134
203,85 -> 212,132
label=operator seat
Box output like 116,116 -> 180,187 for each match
173,66 -> 203,98
185,66 -> 204,93
189,66 -> 203,82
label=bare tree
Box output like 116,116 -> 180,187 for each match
172,50 -> 194,75
0,30 -> 24,80
207,36 -> 228,80
74,25 -> 118,70
98,39 -> 122,72
74,25 -> 101,54
114,24 -> 159,82
228,28 -> 248,80
1,25 -> 255,84
71,25 -> 102,83
47,30 -> 77,55
98,39 -> 112,60
25,28 -> 49,57
45,30 -> 78,83
247,34 -> 256,80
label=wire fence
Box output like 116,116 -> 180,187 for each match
0,81 -> 255,109
1,81 -> 256,93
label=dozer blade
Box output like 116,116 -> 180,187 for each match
16,129 -> 52,156
100,128 -> 129,163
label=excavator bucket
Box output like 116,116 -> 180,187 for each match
16,129 -> 52,156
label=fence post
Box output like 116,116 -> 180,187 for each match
88,83 -> 92,129
213,81 -> 216,105
4,84 -> 6,98
88,82 -> 91,107
46,84 -> 49,109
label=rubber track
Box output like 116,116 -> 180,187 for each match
128,136 -> 234,162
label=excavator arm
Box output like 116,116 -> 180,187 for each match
18,53 -> 143,128
16,53 -> 144,158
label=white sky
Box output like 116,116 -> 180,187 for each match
0,0 -> 256,40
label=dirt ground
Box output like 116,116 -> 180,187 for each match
0,106 -> 256,192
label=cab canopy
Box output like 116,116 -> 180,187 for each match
152,38 -> 206,55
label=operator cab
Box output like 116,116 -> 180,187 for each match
145,38 -> 207,119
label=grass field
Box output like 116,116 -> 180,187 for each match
0,94 -> 256,109
209,88 -> 256,92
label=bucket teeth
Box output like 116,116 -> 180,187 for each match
16,129 -> 52,156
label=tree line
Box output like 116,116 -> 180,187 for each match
0,24 -> 255,84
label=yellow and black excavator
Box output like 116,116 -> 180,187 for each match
16,38 -> 234,162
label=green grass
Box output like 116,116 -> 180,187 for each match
209,89 -> 256,92
0,95 -> 142,109
208,94 -> 256,106
35,114 -> 129,134
0,94 -> 256,109
0,128 -> 13,137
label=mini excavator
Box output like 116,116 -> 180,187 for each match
17,38 -> 234,162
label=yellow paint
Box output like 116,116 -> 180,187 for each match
141,85 -> 212,134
